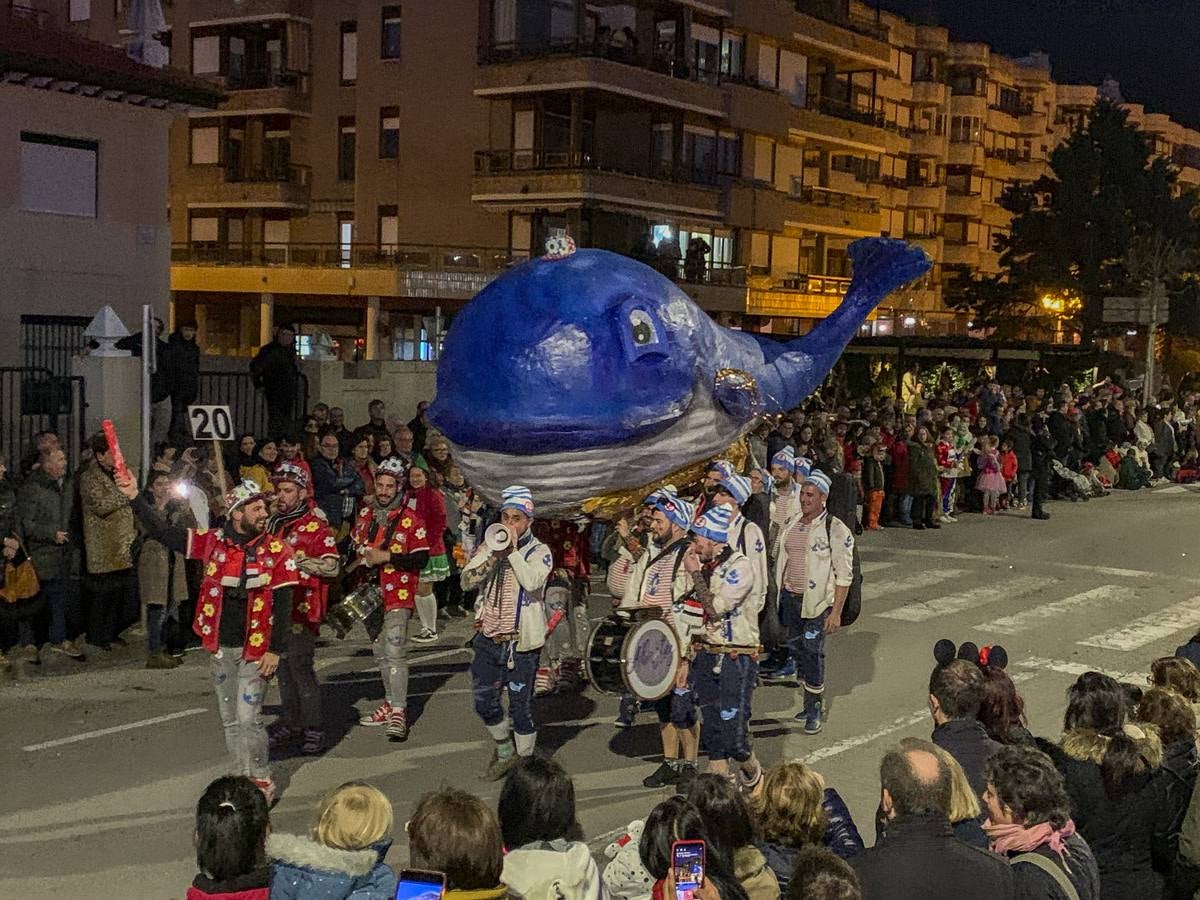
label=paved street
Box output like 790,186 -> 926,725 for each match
3,485 -> 1200,899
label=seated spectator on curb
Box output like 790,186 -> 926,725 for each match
1036,672 -> 1172,900
785,847 -> 861,900
639,797 -> 749,900
979,666 -> 1035,747
930,658 -> 1001,797
268,781 -> 397,900
408,788 -> 507,900
187,776 -> 271,900
850,740 -> 1015,900
754,761 -> 863,893
499,756 -> 600,900
983,745 -> 1101,900
687,774 -> 780,900
1150,655 -> 1200,719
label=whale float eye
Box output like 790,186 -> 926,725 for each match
629,309 -> 658,347
618,298 -> 668,360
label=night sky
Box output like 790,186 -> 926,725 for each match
878,0 -> 1200,129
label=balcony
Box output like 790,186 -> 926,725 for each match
724,181 -> 788,231
724,80 -> 794,140
949,42 -> 990,68
747,273 -> 875,319
476,40 -> 723,116
912,81 -> 947,106
942,243 -> 980,267
944,192 -> 982,218
733,0 -> 891,69
666,262 -> 750,312
471,151 -> 723,218
947,142 -> 984,167
791,98 -> 888,152
203,66 -> 310,113
910,130 -> 947,157
184,162 -> 311,208
906,183 -> 945,209
171,242 -> 526,300
983,147 -> 1021,178
982,201 -> 1012,228
787,184 -> 880,235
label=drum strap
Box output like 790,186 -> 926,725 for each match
634,538 -> 689,603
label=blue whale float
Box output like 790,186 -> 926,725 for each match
428,236 -> 930,515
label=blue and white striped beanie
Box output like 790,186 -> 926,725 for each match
794,457 -> 812,480
754,466 -> 776,496
652,491 -> 694,531
500,485 -> 535,516
691,504 -> 732,543
807,470 -> 831,495
717,473 -> 752,505
771,445 -> 796,472
707,459 -> 734,479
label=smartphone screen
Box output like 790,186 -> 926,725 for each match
395,869 -> 446,900
672,840 -> 705,900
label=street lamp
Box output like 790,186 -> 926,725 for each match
1039,289 -> 1081,342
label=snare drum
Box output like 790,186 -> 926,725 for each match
585,614 -> 681,700
327,583 -> 383,639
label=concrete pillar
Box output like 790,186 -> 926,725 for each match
259,293 -> 274,347
364,296 -> 380,360
238,303 -> 258,355
195,303 -> 209,350
73,354 -> 143,475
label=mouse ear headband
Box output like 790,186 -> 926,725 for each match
933,639 -> 1008,671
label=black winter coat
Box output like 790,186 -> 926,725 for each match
932,717 -> 1001,797
740,494 -> 770,543
1037,730 -> 1173,900
850,812 -> 1016,900
1006,834 -> 1101,900
162,331 -> 200,404
861,456 -> 885,492
250,341 -> 299,407
1004,422 -> 1033,471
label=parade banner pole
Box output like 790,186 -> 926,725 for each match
141,304 -> 153,481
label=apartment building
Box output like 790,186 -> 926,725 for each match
52,0 -> 1200,353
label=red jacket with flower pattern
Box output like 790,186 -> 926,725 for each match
271,504 -> 338,633
532,518 -> 592,580
189,528 -> 300,661
350,503 -> 430,611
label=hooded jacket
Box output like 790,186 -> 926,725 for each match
267,832 -> 397,900
502,838 -> 602,900
1037,728 -> 1172,900
757,788 -> 864,893
732,845 -> 779,900
186,868 -> 270,900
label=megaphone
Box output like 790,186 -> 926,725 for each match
485,522 -> 512,553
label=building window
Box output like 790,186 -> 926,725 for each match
190,124 -> 220,164
340,21 -> 358,84
379,107 -> 399,159
379,205 -> 399,254
719,32 -> 743,80
716,131 -> 740,177
950,115 -> 981,143
69,0 -> 90,21
381,6 -> 402,60
692,23 -> 720,84
189,215 -> 219,243
19,132 -> 98,218
338,118 -> 356,180
191,34 -> 220,74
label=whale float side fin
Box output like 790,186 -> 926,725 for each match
760,238 -> 930,412
712,367 -> 762,422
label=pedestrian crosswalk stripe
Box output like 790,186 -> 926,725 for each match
874,576 -> 1047,623
1078,596 -> 1200,651
859,560 -> 897,574
980,584 -> 1127,635
862,569 -> 967,602
1018,656 -> 1145,684
1158,485 -> 1189,495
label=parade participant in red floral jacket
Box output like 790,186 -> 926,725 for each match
118,475 -> 297,804
264,461 -> 341,756
532,517 -> 592,694
352,457 -> 430,742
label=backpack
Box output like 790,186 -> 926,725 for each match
825,511 -> 863,627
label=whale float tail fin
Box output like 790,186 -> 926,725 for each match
763,237 -> 930,412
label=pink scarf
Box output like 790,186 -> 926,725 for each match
984,818 -> 1076,858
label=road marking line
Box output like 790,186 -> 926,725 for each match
1078,596 -> 1200,651
22,708 -> 208,752
1018,657 -> 1144,683
802,709 -> 930,763
315,645 -> 470,672
860,547 -> 1158,581
980,584 -> 1127,634
1158,485 -> 1189,495
862,569 -> 966,602
875,576 -> 1046,623
859,560 -> 897,574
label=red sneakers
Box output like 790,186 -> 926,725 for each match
359,701 -> 393,726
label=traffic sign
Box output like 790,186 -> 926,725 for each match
188,405 -> 234,441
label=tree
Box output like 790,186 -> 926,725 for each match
948,100 -> 1198,340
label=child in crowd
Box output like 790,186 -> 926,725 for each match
998,439 -> 1018,510
861,443 -> 886,531
187,776 -> 271,900
268,781 -> 398,900
976,435 -> 1007,515
935,426 -> 959,522
1176,448 -> 1200,483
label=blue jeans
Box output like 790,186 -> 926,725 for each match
782,589 -> 830,693
43,579 -> 70,645
471,633 -> 539,735
693,650 -> 757,762
897,494 -> 913,524
212,648 -> 269,780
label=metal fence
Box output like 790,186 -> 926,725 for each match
21,314 -> 91,378
0,368 -> 86,468
197,371 -> 310,439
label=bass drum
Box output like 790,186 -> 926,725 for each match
585,613 -> 681,701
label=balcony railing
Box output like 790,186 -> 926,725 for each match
224,162 -> 312,185
805,94 -> 886,128
984,148 -> 1026,163
789,183 -> 880,214
478,37 -> 708,84
793,0 -> 889,41
223,66 -> 307,92
989,100 -> 1035,117
473,149 -> 727,188
777,272 -> 852,294
172,242 -> 528,272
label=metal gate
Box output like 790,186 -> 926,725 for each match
197,371 -> 310,438
0,368 -> 86,468
20,314 -> 92,378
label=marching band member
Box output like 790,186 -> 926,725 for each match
264,462 -> 341,756
772,471 -> 854,735
460,486 -> 553,781
711,473 -> 768,620
607,490 -> 701,790
117,476 -> 297,804
353,458 -> 430,743
769,445 -> 808,544
684,504 -> 762,790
